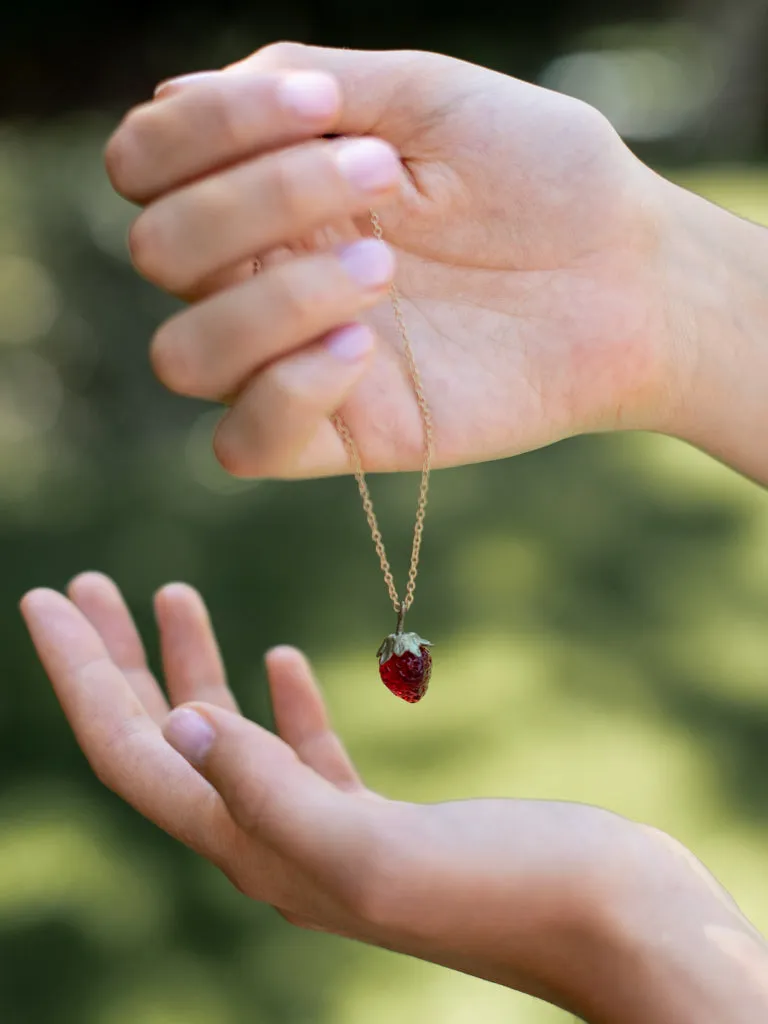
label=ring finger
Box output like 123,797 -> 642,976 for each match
151,238 -> 394,400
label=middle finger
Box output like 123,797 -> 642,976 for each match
154,582 -> 239,714
68,571 -> 170,724
129,136 -> 402,296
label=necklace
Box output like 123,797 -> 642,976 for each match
254,211 -> 434,703
332,211 -> 434,703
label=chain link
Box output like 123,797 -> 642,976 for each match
331,210 -> 433,616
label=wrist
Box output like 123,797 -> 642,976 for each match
653,173 -> 768,483
583,827 -> 768,1023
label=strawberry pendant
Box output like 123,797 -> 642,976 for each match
377,630 -> 433,703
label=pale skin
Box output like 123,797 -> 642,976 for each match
21,42 -> 768,1022
20,576 -> 768,1023
106,42 -> 673,478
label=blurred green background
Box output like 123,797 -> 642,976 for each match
2,3 -> 768,1022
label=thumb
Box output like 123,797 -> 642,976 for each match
229,42 -> 460,146
162,702 -> 363,868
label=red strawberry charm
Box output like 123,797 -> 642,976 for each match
377,630 -> 433,703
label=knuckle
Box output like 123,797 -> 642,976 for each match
269,157 -> 315,226
104,111 -> 141,196
150,323 -> 192,394
207,89 -> 254,152
104,106 -> 155,201
103,131 -> 130,195
135,179 -> 233,295
127,212 -> 166,284
129,204 -> 194,293
274,255 -> 357,336
271,268 -> 318,332
215,408 -> 283,480
192,176 -> 236,234
213,422 -> 251,478
256,41 -> 308,69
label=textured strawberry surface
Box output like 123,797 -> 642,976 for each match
379,647 -> 432,703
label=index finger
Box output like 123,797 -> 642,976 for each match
20,588 -> 237,864
106,69 -> 342,204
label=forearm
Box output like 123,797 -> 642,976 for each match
405,883 -> 768,1024
589,913 -> 768,1024
572,827 -> 768,1024
658,175 -> 768,485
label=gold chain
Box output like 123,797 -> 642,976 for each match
332,210 -> 433,616
253,213 -> 433,617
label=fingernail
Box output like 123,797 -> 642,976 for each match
154,71 -> 219,97
338,239 -> 395,290
334,138 -> 401,193
164,707 -> 214,764
325,323 -> 376,361
278,71 -> 339,121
